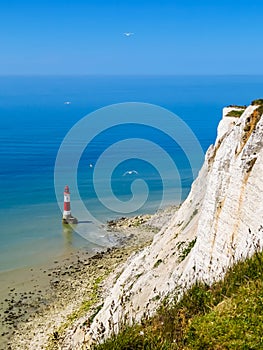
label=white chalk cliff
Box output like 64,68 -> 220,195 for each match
72,103 -> 263,348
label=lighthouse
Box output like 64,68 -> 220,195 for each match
62,185 -> 78,224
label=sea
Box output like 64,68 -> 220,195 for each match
0,75 -> 263,274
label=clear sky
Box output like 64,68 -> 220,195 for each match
1,0 -> 263,75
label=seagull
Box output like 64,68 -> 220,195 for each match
123,170 -> 138,176
124,32 -> 134,37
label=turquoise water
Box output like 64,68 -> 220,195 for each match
1,75 -> 263,272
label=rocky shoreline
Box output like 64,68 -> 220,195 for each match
1,206 -> 177,350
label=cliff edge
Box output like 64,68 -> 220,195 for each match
68,101 -> 263,348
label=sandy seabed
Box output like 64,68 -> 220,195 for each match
0,205 -> 177,350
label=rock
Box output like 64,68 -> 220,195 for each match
86,103 -> 263,345
51,279 -> 60,285
9,102 -> 263,350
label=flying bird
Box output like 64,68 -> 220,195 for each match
124,32 -> 134,37
123,170 -> 139,176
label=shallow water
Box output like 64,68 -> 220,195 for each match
1,74 -> 263,273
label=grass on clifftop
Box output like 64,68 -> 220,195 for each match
251,98 -> 263,105
251,98 -> 263,117
226,109 -> 245,118
93,249 -> 263,350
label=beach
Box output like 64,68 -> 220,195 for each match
1,206 -> 177,350
2,74 -> 262,349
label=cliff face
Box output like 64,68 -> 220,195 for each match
76,103 -> 263,347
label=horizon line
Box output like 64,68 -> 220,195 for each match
0,73 -> 263,77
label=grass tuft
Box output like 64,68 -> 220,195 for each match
93,250 -> 263,350
153,259 -> 163,268
178,238 -> 197,262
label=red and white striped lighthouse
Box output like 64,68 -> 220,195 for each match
62,185 -> 78,224
63,185 -> 71,218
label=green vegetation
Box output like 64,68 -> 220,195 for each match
251,98 -> 263,116
47,275 -> 106,349
153,259 -> 163,268
178,238 -> 197,262
186,280 -> 263,349
256,105 -> 263,116
227,104 -> 246,108
88,303 -> 104,324
251,98 -> 263,105
93,249 -> 263,350
226,109 -> 244,118
67,276 -> 104,323
251,99 -> 263,116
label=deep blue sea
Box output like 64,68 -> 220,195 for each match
0,75 -> 262,272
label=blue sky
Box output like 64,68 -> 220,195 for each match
1,0 -> 263,75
